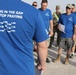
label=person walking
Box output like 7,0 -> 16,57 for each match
70,4 -> 76,58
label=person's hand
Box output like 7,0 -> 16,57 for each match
37,63 -> 46,72
72,34 -> 76,40
49,31 -> 53,37
58,25 -> 60,30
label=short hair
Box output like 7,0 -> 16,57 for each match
72,4 -> 75,7
32,1 -> 37,6
41,0 -> 48,3
56,5 -> 60,9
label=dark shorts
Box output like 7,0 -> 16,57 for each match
59,38 -> 73,50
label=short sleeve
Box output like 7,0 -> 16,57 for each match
73,14 -> 76,26
49,10 -> 53,21
34,13 -> 49,42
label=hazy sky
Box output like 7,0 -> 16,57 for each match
22,0 -> 76,13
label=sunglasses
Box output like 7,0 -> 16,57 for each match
33,4 -> 37,7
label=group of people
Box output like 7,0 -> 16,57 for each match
0,0 -> 76,75
32,0 -> 76,65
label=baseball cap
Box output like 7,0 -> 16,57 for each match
66,4 -> 72,9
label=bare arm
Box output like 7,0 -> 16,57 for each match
37,40 -> 48,71
73,25 -> 76,40
49,20 -> 53,36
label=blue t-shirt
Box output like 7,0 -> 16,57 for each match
0,0 -> 49,75
38,8 -> 53,31
73,12 -> 76,15
59,13 -> 76,38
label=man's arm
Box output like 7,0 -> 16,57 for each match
37,40 -> 48,71
73,25 -> 76,40
34,12 -> 49,71
49,20 -> 53,36
73,14 -> 76,40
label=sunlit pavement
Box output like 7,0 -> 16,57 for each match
34,46 -> 76,75
34,33 -> 76,75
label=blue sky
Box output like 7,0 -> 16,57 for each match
22,0 -> 76,13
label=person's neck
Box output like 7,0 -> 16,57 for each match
41,8 -> 46,11
66,12 -> 71,15
56,11 -> 60,14
73,11 -> 76,13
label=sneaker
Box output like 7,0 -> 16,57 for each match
70,54 -> 74,59
74,50 -> 76,55
46,58 -> 50,63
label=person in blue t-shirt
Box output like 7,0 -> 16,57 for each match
70,4 -> 76,58
38,0 -> 53,35
54,4 -> 76,64
71,4 -> 76,14
32,1 -> 38,52
38,0 -> 53,63
0,0 -> 49,75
